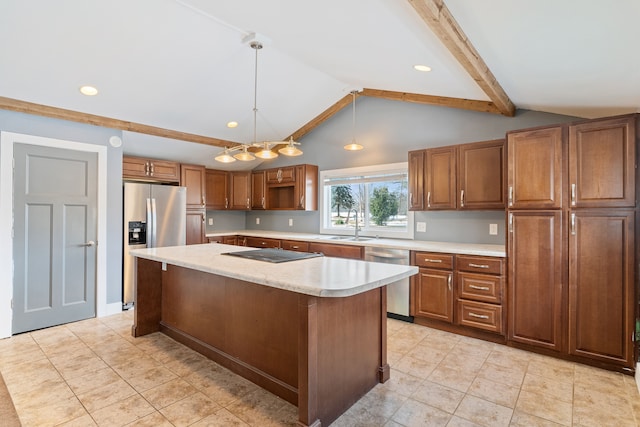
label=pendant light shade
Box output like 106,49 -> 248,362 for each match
278,137 -> 303,156
344,90 -> 363,151
214,149 -> 236,163
214,37 -> 303,163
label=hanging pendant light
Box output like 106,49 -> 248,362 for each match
215,148 -> 236,163
214,36 -> 303,163
344,90 -> 364,151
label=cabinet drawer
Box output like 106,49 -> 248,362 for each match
281,240 -> 310,252
457,300 -> 503,334
308,242 -> 363,260
266,167 -> 295,184
244,237 -> 281,248
458,272 -> 503,304
456,255 -> 503,275
413,252 -> 454,269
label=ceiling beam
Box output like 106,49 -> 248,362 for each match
407,0 -> 516,117
0,96 -> 241,148
362,88 -> 502,114
284,92 -> 356,141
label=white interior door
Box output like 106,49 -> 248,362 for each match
12,143 -> 98,334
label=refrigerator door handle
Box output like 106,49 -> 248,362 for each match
150,198 -> 158,247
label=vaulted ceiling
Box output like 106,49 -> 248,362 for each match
0,0 -> 638,150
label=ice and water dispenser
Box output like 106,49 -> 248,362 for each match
128,221 -> 147,245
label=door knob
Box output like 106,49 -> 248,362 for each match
81,240 -> 96,247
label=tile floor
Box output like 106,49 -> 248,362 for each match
1,311 -> 639,426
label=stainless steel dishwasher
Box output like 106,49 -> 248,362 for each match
364,247 -> 413,322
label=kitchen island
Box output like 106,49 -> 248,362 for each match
130,244 -> 418,427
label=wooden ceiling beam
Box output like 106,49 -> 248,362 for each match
0,96 -> 241,148
362,88 -> 501,114
407,0 -> 516,117
284,92 -> 356,141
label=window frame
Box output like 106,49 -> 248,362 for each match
319,162 -> 414,239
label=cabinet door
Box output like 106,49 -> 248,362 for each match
181,164 -> 206,210
206,169 -> 229,210
147,160 -> 180,182
293,165 -> 318,211
569,116 -> 636,208
123,157 -> 150,179
408,150 -> 425,210
266,167 -> 295,184
426,146 -> 456,209
568,210 -> 634,367
458,140 -> 505,209
229,172 -> 251,210
185,210 -> 205,245
508,210 -> 564,351
414,267 -> 453,322
251,171 -> 266,210
507,126 -> 564,209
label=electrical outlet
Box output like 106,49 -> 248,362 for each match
489,223 -> 498,235
208,218 -> 213,226
256,217 -> 260,225
288,218 -> 293,227
416,222 -> 426,232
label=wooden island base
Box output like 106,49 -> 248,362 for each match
133,258 -> 389,426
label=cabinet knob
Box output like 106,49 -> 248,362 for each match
460,190 -> 464,208
149,162 -> 154,176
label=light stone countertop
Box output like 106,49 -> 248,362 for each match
205,230 -> 506,257
130,244 -> 419,298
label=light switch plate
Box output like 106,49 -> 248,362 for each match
416,222 -> 426,232
256,218 -> 260,225
288,218 -> 293,227
489,223 -> 498,235
208,218 -> 213,226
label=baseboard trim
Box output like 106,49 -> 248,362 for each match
100,302 -> 122,317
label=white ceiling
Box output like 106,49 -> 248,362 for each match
1,0 -> 638,149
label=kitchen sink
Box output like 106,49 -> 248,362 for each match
325,236 -> 373,242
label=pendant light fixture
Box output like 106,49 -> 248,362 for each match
215,37 -> 303,163
344,90 -> 364,151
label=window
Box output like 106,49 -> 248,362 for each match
320,162 -> 414,239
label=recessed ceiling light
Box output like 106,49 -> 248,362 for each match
79,85 -> 98,96
413,65 -> 432,72
227,121 -> 238,128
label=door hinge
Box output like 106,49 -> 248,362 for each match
10,299 -> 13,309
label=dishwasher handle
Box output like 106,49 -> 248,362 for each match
367,251 -> 408,259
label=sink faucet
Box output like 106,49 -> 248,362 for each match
350,208 -> 360,240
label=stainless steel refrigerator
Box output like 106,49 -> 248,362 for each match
123,182 -> 186,309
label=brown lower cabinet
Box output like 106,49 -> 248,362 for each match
411,252 -> 454,322
281,239 -> 310,252
185,210 -> 206,245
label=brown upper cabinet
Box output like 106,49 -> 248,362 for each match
123,156 -> 180,183
205,170 -> 251,211
507,126 -> 565,209
458,139 -> 505,209
569,115 -> 636,208
264,164 -> 318,211
181,164 -> 206,210
205,169 -> 229,210
409,139 -> 505,211
251,171 -> 266,210
426,146 -> 457,210
408,150 -> 425,210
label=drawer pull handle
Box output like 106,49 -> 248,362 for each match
460,190 -> 464,208
427,191 -> 431,208
447,274 -> 452,291
469,285 -> 490,291
424,258 -> 442,263
291,245 -> 299,249
468,312 -> 489,320
468,263 -> 490,269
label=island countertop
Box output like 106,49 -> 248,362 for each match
130,243 -> 418,298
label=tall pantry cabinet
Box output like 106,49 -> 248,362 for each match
507,114 -> 637,371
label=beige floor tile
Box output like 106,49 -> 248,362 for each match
57,413 -> 98,426
527,359 -> 575,383
406,344 -> 449,365
17,394 -> 87,427
439,351 -> 487,374
141,378 -> 197,409
411,380 -> 465,413
509,410 -> 565,426
515,390 -> 572,426
380,368 -> 424,397
521,373 -> 573,403
65,367 -> 122,395
122,410 -> 174,426
467,376 -> 519,408
476,361 -> 526,389
190,407 -> 250,426
393,354 -> 439,379
484,348 -> 530,372
160,391 -> 221,426
50,353 -> 109,380
428,365 -> 476,393
76,378 -> 137,413
164,352 -> 217,377
11,378 -> 75,411
197,368 -> 259,407
454,395 -> 513,427
391,398 -> 452,427
90,393 -> 155,426
226,388 -> 290,426
126,365 -> 178,392
358,385 -> 408,419
446,416 -> 484,427
111,355 -> 162,380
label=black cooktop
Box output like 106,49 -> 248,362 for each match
222,248 -> 323,263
